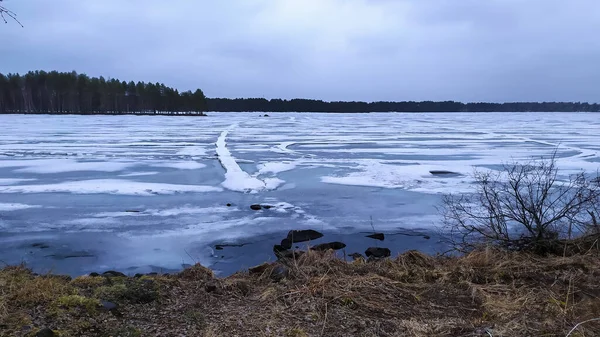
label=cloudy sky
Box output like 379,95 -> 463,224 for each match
1,0 -> 599,102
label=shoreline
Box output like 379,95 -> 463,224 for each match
2,247 -> 599,336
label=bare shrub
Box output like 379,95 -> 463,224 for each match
442,154 -> 600,254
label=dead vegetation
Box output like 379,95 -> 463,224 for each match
2,247 -> 600,337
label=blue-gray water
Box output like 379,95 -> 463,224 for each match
0,112 -> 598,276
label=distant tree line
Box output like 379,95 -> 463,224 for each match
2,70 -> 599,115
207,98 -> 600,113
0,71 -> 207,115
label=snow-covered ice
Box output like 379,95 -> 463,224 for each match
0,179 -> 222,195
0,112 -> 598,277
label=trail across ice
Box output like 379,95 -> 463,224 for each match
216,124 -> 267,192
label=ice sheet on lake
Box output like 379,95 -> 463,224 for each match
0,179 -> 222,196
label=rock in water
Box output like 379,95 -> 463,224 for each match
365,247 -> 391,258
286,229 -> 324,243
273,244 -> 287,255
102,270 -> 127,278
248,262 -> 270,274
280,238 -> 292,250
250,204 -> 262,211
429,170 -> 460,176
36,328 -> 56,337
312,242 -> 346,251
279,250 -> 305,260
366,233 -> 385,241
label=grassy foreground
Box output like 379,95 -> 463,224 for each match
2,248 -> 600,337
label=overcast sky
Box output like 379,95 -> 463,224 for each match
1,0 -> 599,102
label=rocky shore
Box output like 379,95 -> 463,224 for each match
2,243 -> 600,336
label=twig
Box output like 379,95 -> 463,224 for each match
184,249 -> 198,264
320,302 -> 328,337
0,5 -> 23,27
565,318 -> 600,337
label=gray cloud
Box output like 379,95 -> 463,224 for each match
1,0 -> 599,102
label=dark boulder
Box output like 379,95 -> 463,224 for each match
429,170 -> 461,176
273,244 -> 287,255
312,242 -> 346,251
262,205 -> 273,209
250,204 -> 262,211
366,233 -> 385,241
100,300 -> 118,312
215,245 -> 224,250
205,281 -> 218,293
248,262 -> 270,275
125,210 -> 141,213
286,229 -> 324,243
270,265 -> 288,282
279,250 -> 305,260
280,238 -> 292,250
263,114 -> 270,117
102,271 -> 127,278
36,328 -> 56,337
365,247 -> 391,258
226,203 -> 232,207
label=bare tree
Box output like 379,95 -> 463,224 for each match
441,154 -> 600,254
0,0 -> 22,26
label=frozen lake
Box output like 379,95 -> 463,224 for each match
0,112 -> 599,276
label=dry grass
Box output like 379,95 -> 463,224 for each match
1,249 -> 600,336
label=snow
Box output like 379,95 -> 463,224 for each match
0,159 -> 135,174
257,161 -> 297,174
0,203 -> 42,211
152,162 -> 206,170
0,178 -> 36,185
216,126 -> 267,192
119,171 -> 159,177
0,179 -> 222,195
177,146 -> 209,157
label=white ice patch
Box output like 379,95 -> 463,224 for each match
119,172 -> 160,177
0,178 -> 36,185
152,162 -> 206,170
0,179 -> 222,196
321,161 -> 477,194
0,159 -> 135,174
145,206 -> 232,217
0,203 -> 42,211
257,161 -> 297,174
177,146 -> 208,157
263,177 -> 285,190
216,126 -> 266,192
93,206 -> 233,218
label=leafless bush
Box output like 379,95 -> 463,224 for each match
442,154 -> 600,254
